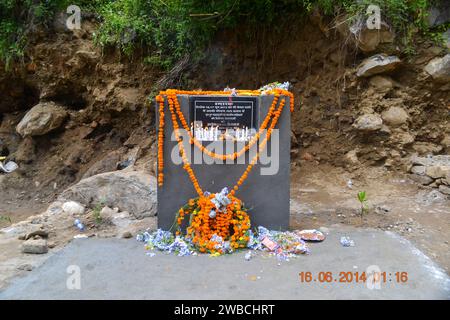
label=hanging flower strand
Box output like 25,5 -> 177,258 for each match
156,95 -> 165,186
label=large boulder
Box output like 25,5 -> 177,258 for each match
16,102 -> 68,137
424,54 -> 450,83
59,170 -> 157,219
356,54 -> 401,77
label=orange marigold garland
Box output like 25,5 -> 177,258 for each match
156,95 -> 165,186
174,193 -> 250,254
156,88 -> 292,254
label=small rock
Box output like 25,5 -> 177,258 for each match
443,173 -> 450,185
100,206 -> 118,218
426,165 -> 450,179
441,135 -> 450,148
344,149 -> 359,165
410,166 -> 426,175
121,231 -> 133,239
429,180 -> 439,188
382,158 -> 392,167
23,229 -> 49,240
356,54 -> 401,77
353,113 -> 383,131
21,239 -> 48,254
424,54 -> 450,83
438,185 -> 450,195
17,264 -> 33,271
369,76 -> 394,92
48,242 -> 57,249
375,205 -> 390,214
381,106 -> 409,127
413,142 -> 443,155
409,174 -> 434,185
17,224 -> 45,241
62,201 -> 85,215
390,131 -> 415,146
301,152 -> 314,161
110,211 -> 132,228
353,22 -> 395,53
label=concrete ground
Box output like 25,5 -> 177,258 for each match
1,226 -> 449,300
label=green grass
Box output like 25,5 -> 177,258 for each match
0,0 -> 445,70
92,200 -> 105,225
0,215 -> 11,223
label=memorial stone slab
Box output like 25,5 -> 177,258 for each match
157,94 -> 291,230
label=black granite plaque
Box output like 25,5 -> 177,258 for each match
189,96 -> 258,142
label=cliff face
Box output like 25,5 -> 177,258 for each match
0,13 -> 449,216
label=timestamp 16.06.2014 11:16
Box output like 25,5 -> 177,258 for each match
299,271 -> 409,284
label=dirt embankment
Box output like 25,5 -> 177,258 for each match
0,19 -> 160,220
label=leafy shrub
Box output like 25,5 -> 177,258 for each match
95,0 -> 205,69
0,0 -> 443,69
0,0 -> 69,69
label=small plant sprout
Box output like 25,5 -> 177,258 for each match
92,201 -> 105,225
357,191 -> 369,222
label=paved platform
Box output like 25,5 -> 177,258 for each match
1,227 -> 449,299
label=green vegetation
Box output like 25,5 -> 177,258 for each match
357,191 -> 369,222
0,0 -> 446,69
0,215 -> 11,223
0,0 -> 63,69
92,200 -> 105,225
